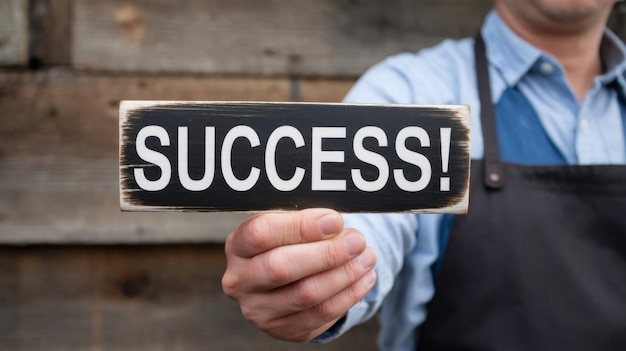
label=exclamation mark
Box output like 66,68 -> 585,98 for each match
440,128 -> 451,191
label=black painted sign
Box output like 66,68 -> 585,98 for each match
120,101 -> 470,213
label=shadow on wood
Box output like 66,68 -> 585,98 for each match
0,244 -> 379,351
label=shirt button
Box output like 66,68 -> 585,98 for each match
579,119 -> 589,133
540,62 -> 554,75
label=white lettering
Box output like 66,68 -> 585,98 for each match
265,126 -> 306,191
393,127 -> 431,192
312,127 -> 346,191
178,127 -> 215,191
134,126 -> 172,191
222,126 -> 261,191
351,126 -> 389,192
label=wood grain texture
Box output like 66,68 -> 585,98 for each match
29,0 -> 73,66
0,245 -> 379,350
72,0 -> 493,76
0,0 -> 28,65
0,71 -> 353,243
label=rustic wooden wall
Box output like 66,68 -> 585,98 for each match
1,0 -> 625,350
0,0 -> 28,65
71,0 -> 492,76
0,245 -> 380,351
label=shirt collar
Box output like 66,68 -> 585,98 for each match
481,10 -> 541,88
598,29 -> 626,86
481,9 -> 626,91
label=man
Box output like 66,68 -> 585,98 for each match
222,0 -> 626,349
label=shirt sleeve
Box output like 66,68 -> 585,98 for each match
311,55 -> 422,343
343,54 -> 420,105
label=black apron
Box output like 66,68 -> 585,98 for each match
418,35 -> 626,350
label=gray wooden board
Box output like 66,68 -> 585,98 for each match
0,245 -> 379,350
0,156 -> 250,243
0,71 -> 352,244
120,101 -> 471,213
0,0 -> 28,65
73,0 -> 492,75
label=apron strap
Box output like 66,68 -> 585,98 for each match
474,33 -> 504,189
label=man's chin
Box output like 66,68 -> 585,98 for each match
530,0 -> 611,23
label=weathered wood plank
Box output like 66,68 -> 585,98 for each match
299,79 -> 355,103
0,71 -> 294,158
0,245 -> 379,350
119,101 -> 471,213
0,71 -> 354,243
0,156 -> 250,243
0,0 -> 29,65
29,0 -> 73,66
72,0 -> 493,76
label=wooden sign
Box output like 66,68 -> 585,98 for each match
120,101 -> 470,213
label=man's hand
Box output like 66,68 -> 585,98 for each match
222,208 -> 377,342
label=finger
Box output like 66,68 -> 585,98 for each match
239,230 -> 368,291
244,247 -> 377,320
229,208 -> 343,258
260,269 -> 378,342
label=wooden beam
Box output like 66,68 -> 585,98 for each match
72,0 -> 493,76
0,245 -> 378,350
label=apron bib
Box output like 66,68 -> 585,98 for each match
418,35 -> 626,350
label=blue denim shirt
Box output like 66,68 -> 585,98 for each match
313,10 -> 626,351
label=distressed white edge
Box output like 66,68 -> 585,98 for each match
119,100 -> 471,111
119,102 -> 125,211
119,101 -> 471,214
120,204 -> 469,214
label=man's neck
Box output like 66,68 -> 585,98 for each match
527,26 -> 604,102
495,3 -> 609,102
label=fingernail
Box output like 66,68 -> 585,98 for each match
343,231 -> 365,256
317,213 -> 341,236
364,270 -> 377,286
357,250 -> 376,269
